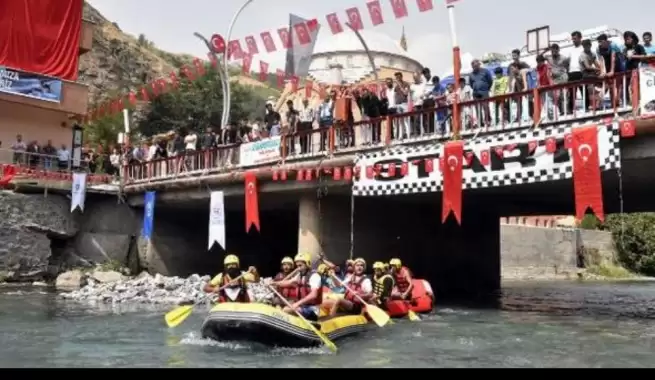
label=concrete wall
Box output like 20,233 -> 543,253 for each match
500,224 -> 615,279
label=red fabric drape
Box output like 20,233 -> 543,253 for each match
0,0 -> 83,81
244,172 -> 260,232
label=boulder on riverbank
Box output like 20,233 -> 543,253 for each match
55,270 -> 87,291
58,272 -> 275,305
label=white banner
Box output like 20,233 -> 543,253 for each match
239,136 -> 281,167
639,66 -> 655,116
70,172 -> 87,212
208,191 -> 226,250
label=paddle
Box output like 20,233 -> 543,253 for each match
164,273 -> 245,328
267,285 -> 338,353
407,309 -> 421,322
330,274 -> 390,328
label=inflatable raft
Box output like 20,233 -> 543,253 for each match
321,279 -> 434,319
200,302 -> 372,348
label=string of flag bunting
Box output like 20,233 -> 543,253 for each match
85,0 -> 438,124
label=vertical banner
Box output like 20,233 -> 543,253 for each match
208,191 -> 226,250
142,191 -> 156,240
244,171 -> 260,232
571,125 -> 604,222
441,141 -> 464,224
70,172 -> 87,212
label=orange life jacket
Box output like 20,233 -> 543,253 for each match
295,271 -> 322,305
345,275 -> 368,305
218,273 -> 250,303
274,271 -> 295,299
393,267 -> 411,293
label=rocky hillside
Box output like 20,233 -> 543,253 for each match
79,2 -> 278,106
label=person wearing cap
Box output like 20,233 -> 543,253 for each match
389,258 -> 414,301
203,254 -> 258,303
271,253 -> 324,320
329,258 -> 373,316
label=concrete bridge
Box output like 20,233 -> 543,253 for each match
116,75 -> 655,299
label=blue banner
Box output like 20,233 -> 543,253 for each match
0,66 -> 62,103
142,191 -> 156,239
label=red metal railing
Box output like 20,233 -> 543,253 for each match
123,70 -> 640,186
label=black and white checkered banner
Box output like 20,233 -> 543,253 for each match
352,123 -> 621,197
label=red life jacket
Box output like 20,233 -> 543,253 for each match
274,272 -> 296,299
218,273 -> 250,303
295,271 -> 322,305
393,267 -> 411,293
345,275 -> 369,305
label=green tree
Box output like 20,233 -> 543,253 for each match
85,113 -> 124,149
136,67 -> 270,137
603,213 -> 655,276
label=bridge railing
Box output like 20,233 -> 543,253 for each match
123,71 -> 639,186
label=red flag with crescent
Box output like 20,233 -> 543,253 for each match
571,125 -> 604,222
244,171 -> 260,232
442,141 -> 464,224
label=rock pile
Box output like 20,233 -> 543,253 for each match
58,270 -> 276,305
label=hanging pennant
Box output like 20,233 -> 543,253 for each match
289,75 -> 299,92
242,54 -> 252,75
169,72 -> 179,88
346,7 -> 364,30
571,125 -> 605,222
416,0 -> 434,12
227,40 -> 245,60
390,0 -> 409,18
259,61 -> 269,81
293,22 -> 312,45
142,191 -> 156,240
244,35 -> 259,55
277,27 -> 292,49
71,172 -> 87,213
367,0 -> 385,25
326,13 -> 344,34
276,69 -> 286,88
193,57 -> 206,77
306,18 -> 319,32
260,31 -> 277,52
208,191 -> 226,250
442,141 -> 464,224
207,52 -> 218,69
244,172 -> 260,232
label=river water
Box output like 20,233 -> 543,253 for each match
1,281 -> 655,368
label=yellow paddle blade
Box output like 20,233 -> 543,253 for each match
365,304 -> 391,327
302,320 -> 337,353
164,305 -> 194,328
408,310 -> 421,322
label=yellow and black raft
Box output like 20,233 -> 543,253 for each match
200,302 -> 372,348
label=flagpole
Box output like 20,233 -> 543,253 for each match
222,0 -> 255,128
194,32 -> 229,130
447,2 -> 462,139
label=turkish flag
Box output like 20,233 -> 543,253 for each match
259,61 -> 269,81
400,162 -> 409,176
571,125 -> 604,222
207,52 -> 218,69
244,171 -> 260,232
442,141 -> 464,224
169,72 -> 179,88
245,35 -> 259,55
193,58 -> 205,76
416,0 -> 434,12
210,34 -> 226,54
326,13 -> 344,34
289,76 -> 299,92
305,80 -> 313,98
620,119 -> 636,138
227,40 -> 245,60
260,32 -> 277,52
306,18 -> 319,32
346,7 -> 364,30
367,1 -> 385,25
278,27 -> 292,49
390,0 -> 409,18
128,92 -> 137,107
242,54 -> 252,75
276,69 -> 286,88
333,167 -> 342,180
293,22 -> 312,45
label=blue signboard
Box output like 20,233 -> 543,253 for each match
0,66 -> 62,102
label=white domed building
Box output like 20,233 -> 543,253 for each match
307,28 -> 424,85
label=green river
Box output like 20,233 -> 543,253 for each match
1,281 -> 655,368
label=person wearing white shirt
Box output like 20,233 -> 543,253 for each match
410,72 -> 429,136
329,258 -> 373,316
147,142 -> 158,161
566,31 -> 587,112
298,98 -> 315,154
57,144 -> 70,170
272,253 -> 324,321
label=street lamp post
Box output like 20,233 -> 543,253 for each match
194,32 -> 229,127
222,0 -> 255,128
446,2 -> 462,139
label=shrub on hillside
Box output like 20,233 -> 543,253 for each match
603,213 -> 655,276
